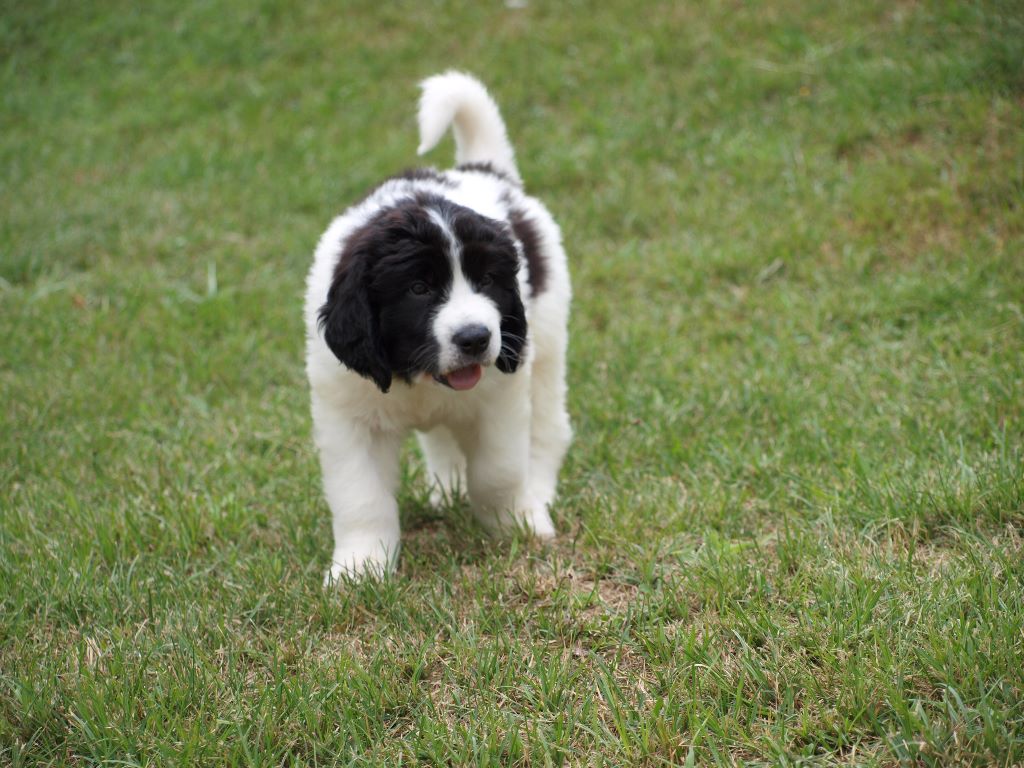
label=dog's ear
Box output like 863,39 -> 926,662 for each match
317,247 -> 393,393
496,288 -> 527,374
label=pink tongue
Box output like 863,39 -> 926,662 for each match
446,364 -> 482,390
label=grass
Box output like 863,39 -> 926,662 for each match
2,0 -> 1022,764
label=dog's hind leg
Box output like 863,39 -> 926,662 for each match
523,282 -> 572,519
526,344 -> 572,516
418,426 -> 467,507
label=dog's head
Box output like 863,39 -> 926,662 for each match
317,195 -> 527,393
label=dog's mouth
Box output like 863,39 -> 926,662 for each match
433,363 -> 483,391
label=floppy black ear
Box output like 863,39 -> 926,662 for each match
496,289 -> 527,374
317,252 -> 393,393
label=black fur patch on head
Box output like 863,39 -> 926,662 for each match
509,208 -> 547,297
317,194 -> 529,390
317,227 -> 393,392
448,204 -> 528,373
318,198 -> 453,391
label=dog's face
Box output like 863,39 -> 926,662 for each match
318,196 -> 527,393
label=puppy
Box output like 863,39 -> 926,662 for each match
305,72 -> 571,582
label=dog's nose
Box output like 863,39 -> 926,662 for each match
453,324 -> 491,356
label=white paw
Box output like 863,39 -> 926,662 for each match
322,539 -> 399,587
427,475 -> 465,508
428,484 -> 451,508
524,506 -> 556,539
474,504 -> 556,539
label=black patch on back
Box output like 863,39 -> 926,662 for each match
456,161 -> 520,187
392,167 -> 452,185
508,208 -> 547,297
351,168 -> 453,207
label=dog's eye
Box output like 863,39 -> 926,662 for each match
478,274 -> 494,287
410,281 -> 431,296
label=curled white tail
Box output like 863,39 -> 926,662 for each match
417,71 -> 521,185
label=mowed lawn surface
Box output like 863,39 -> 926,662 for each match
2,0 -> 1023,764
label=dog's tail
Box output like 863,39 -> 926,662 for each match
417,71 -> 521,185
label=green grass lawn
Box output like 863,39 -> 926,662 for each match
2,0 -> 1023,764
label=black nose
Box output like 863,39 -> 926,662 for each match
452,324 -> 491,356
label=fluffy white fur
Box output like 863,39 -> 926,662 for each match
417,71 -> 522,185
305,72 -> 571,583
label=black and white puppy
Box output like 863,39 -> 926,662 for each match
305,72 -> 572,582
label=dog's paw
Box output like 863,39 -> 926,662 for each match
523,506 -> 556,539
428,480 -> 464,509
322,540 -> 398,587
474,504 -> 556,539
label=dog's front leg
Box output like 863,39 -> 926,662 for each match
462,401 -> 556,539
313,397 -> 402,585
